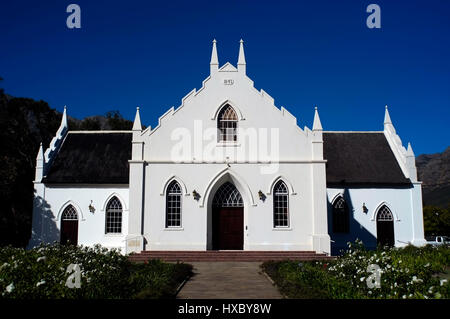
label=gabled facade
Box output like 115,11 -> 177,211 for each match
28,40 -> 427,255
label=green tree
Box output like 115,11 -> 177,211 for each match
79,117 -> 101,130
105,110 -> 133,130
423,205 -> 450,236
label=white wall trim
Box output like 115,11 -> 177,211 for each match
330,192 -> 344,205
266,175 -> 296,195
56,200 -> 85,221
101,192 -> 129,212
210,99 -> 245,121
371,201 -> 400,222
160,175 -> 189,196
200,167 -> 256,207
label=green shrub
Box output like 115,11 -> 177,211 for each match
262,240 -> 450,299
0,243 -> 192,299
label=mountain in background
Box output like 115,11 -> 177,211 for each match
416,147 -> 450,208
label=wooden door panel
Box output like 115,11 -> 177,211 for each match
218,207 -> 243,250
377,221 -> 394,247
61,220 -> 78,245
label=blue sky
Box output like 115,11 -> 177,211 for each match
1,0 -> 449,155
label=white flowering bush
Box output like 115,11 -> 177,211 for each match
263,240 -> 450,299
0,243 -> 192,299
325,240 -> 450,299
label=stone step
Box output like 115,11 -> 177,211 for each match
135,251 -> 326,256
128,251 -> 334,262
130,256 -> 333,262
138,250 -> 315,254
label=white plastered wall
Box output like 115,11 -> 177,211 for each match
29,185 -> 129,252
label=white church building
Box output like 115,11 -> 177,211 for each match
28,40 -> 427,255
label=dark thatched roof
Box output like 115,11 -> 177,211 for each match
323,132 -> 411,186
43,132 -> 132,184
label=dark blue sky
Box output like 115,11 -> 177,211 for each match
1,0 -> 449,155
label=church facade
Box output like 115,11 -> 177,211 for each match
28,40 -> 427,255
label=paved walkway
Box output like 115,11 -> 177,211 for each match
177,262 -> 283,299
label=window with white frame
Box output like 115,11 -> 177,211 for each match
212,182 -> 243,207
273,181 -> 289,227
62,205 -> 78,220
217,104 -> 238,142
377,205 -> 394,221
166,181 -> 182,227
105,196 -> 122,233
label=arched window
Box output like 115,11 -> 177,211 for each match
105,196 -> 122,234
166,181 -> 182,227
217,104 -> 238,142
377,206 -> 394,221
213,182 -> 244,207
332,196 -> 349,233
273,181 -> 289,228
62,205 -> 78,220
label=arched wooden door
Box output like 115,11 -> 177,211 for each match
212,182 -> 244,250
376,205 -> 394,247
60,205 -> 78,245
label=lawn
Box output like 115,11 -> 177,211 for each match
0,244 -> 193,299
262,240 -> 450,299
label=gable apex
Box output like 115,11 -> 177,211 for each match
218,62 -> 238,72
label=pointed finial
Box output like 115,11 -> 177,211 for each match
384,105 -> 392,124
37,142 -> 44,160
61,105 -> 68,128
35,142 -> 45,181
407,142 -> 415,156
210,39 -> 218,65
313,106 -> 322,131
237,39 -> 246,74
133,106 -> 142,131
238,39 -> 246,65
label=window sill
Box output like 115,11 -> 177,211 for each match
272,227 -> 292,231
104,233 -> 124,237
216,142 -> 241,147
164,227 -> 184,231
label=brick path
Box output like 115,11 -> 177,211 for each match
177,262 -> 283,299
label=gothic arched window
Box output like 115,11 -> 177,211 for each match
166,181 -> 182,227
217,104 -> 238,142
212,182 -> 244,207
105,196 -> 123,234
273,181 -> 289,228
332,196 -> 349,233
62,205 -> 78,220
